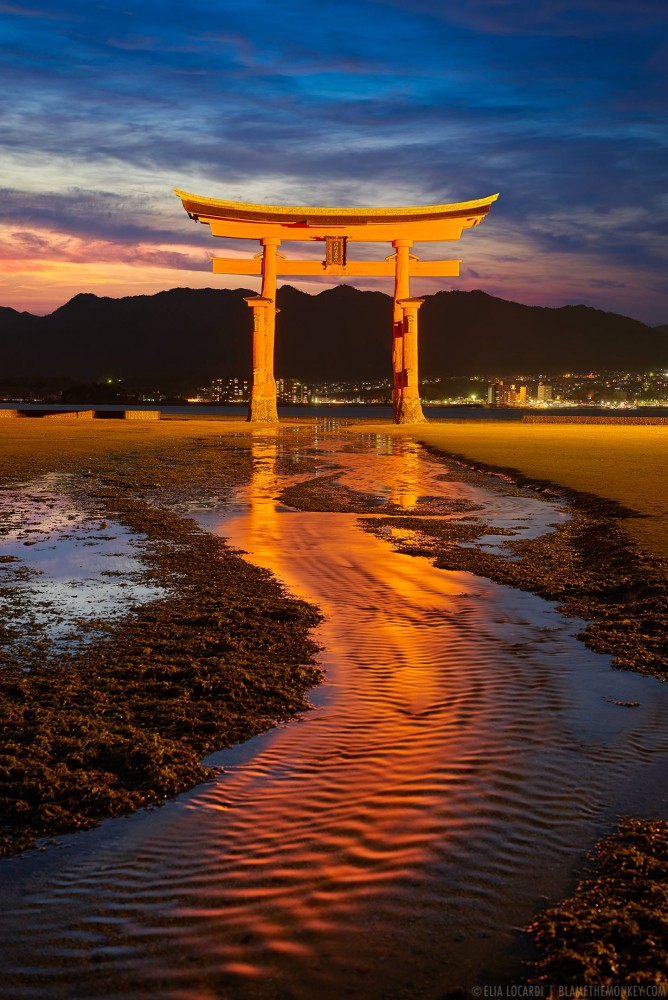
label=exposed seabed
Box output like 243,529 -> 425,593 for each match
0,425 -> 666,999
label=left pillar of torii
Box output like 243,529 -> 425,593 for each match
244,237 -> 280,422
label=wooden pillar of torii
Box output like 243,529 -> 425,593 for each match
175,189 -> 498,423
244,236 -> 281,422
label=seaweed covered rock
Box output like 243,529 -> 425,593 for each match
528,818 -> 668,985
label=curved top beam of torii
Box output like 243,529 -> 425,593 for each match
174,189 -> 499,242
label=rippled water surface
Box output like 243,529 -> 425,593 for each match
1,428 -> 667,999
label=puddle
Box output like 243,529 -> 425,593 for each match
0,474 -> 167,648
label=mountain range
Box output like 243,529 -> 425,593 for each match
0,285 -> 665,385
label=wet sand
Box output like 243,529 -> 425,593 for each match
406,421 -> 668,560
3,416 -> 665,556
0,415 -> 251,483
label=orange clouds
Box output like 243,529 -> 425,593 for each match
0,225 -> 210,272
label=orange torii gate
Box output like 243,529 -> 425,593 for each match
175,189 -> 498,423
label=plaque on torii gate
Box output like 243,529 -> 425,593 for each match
175,189 -> 498,424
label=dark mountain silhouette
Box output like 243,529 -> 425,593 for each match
0,286 -> 664,384
275,285 -> 391,381
420,290 -> 665,376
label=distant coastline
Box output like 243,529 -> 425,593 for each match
2,401 -> 668,422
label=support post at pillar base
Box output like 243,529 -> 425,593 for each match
394,395 -> 427,424
247,394 -> 279,423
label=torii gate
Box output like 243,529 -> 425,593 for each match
175,189 -> 498,424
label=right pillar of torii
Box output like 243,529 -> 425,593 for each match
396,296 -> 425,423
245,236 -> 281,423
174,189 -> 498,425
392,239 -> 426,423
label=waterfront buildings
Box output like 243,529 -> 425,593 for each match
276,379 -> 312,404
205,377 -> 249,403
487,381 -> 529,407
2,370 -> 666,408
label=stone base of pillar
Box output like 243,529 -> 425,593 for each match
394,394 -> 427,424
247,395 -> 279,422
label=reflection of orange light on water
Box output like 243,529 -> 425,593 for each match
221,431 -> 472,734
195,427 -> 567,992
219,433 -> 475,811
247,428 -> 279,524
389,436 -> 421,510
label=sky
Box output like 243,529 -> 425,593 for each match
1,0 -> 667,324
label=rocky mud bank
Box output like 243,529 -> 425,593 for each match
528,817 -> 668,985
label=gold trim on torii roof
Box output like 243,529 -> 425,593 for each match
174,189 -> 499,226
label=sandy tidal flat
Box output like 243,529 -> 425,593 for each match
400,421 -> 668,561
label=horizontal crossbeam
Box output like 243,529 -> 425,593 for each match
212,258 -> 461,277
208,219 -> 477,241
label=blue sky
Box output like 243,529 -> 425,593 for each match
1,0 -> 666,322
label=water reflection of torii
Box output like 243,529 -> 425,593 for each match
242,431 -> 422,556
175,189 -> 498,425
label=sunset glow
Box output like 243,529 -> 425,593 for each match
1,1 -> 666,323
